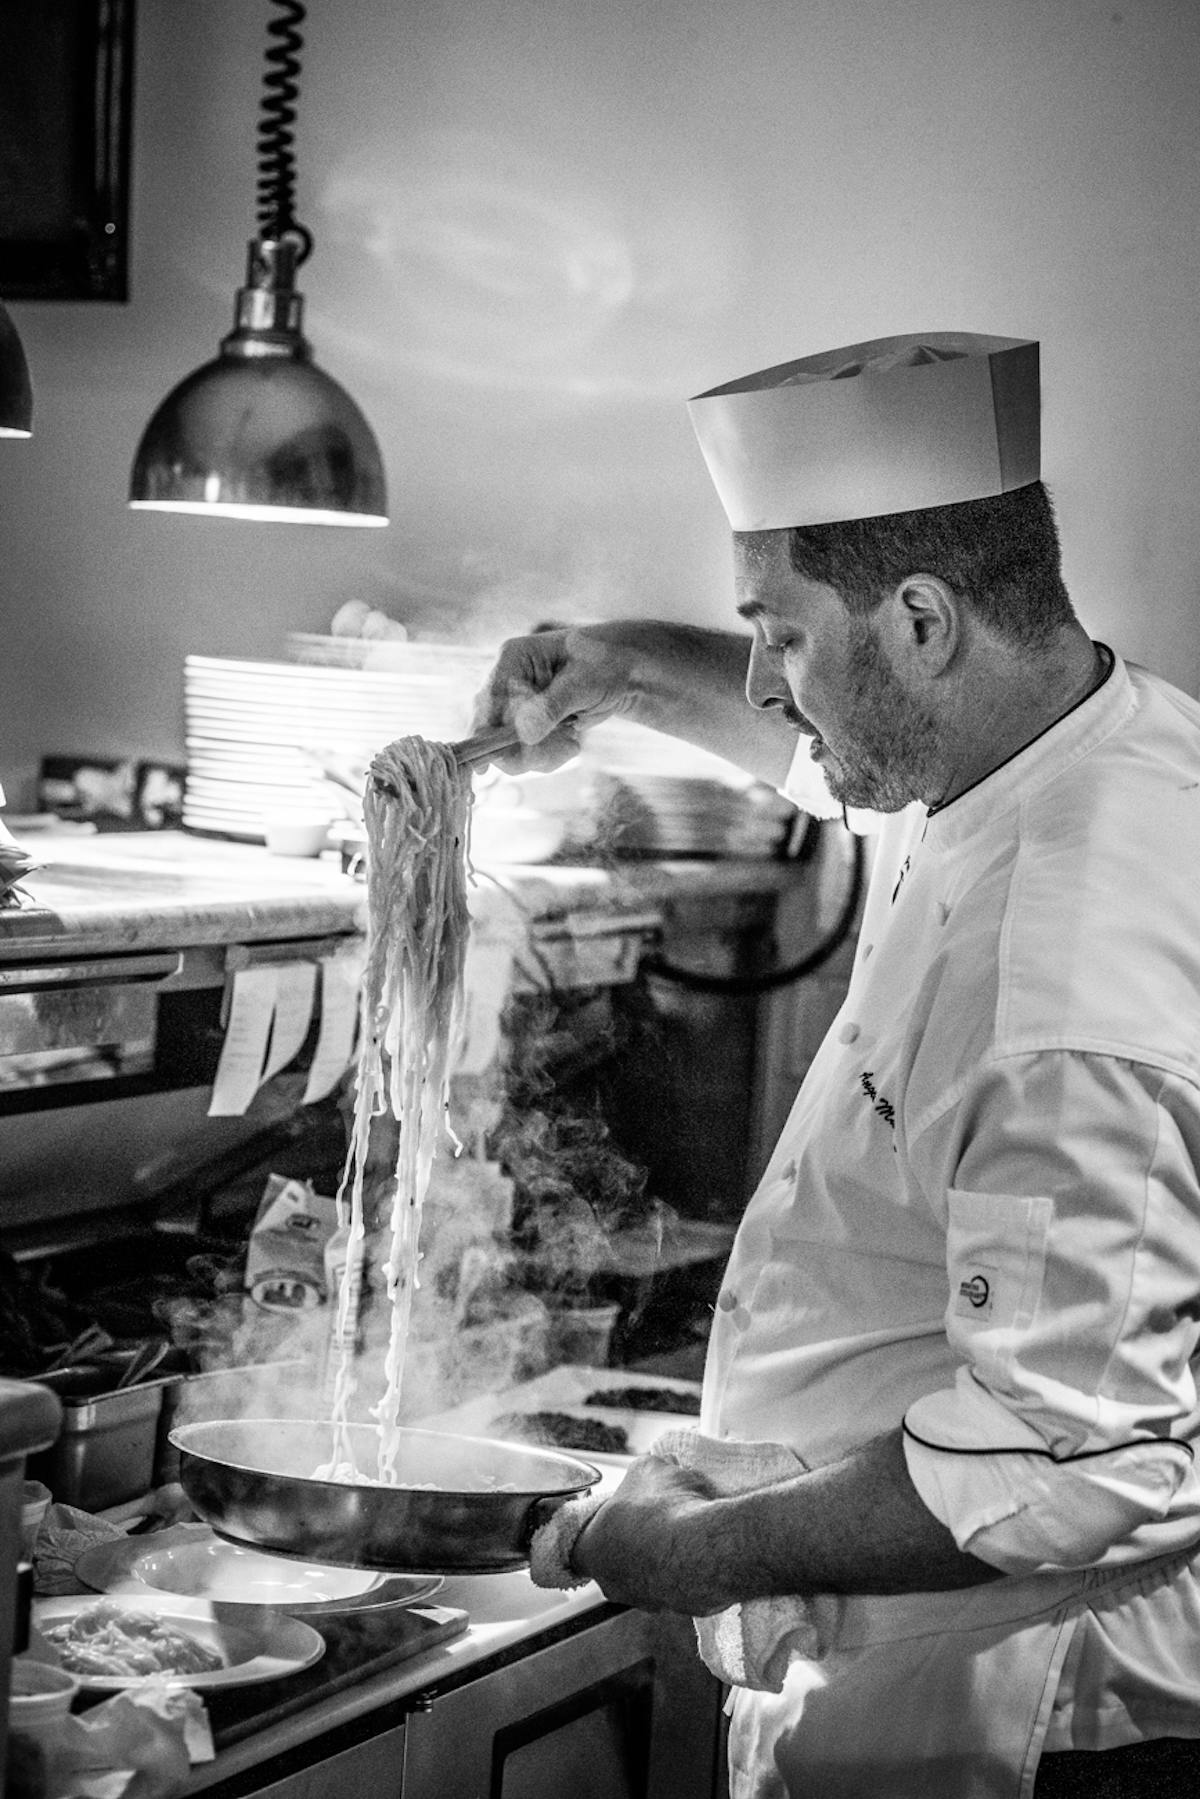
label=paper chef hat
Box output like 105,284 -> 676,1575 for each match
687,332 -> 1040,531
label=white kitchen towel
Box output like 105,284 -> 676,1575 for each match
527,1429 -> 822,1691
528,1490 -> 604,1591
33,1503 -> 125,1595
652,1429 -> 821,1692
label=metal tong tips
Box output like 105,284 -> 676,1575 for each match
370,724 -> 521,799
449,723 -> 523,767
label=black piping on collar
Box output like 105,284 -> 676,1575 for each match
926,641 -> 1115,819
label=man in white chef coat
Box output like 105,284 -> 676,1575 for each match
475,335 -> 1200,1798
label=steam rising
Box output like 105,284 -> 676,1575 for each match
163,745 -> 679,1458
166,1038 -> 668,1451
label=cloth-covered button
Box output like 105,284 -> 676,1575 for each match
716,1288 -> 739,1313
838,1021 -> 860,1045
779,1158 -> 798,1183
861,942 -> 874,959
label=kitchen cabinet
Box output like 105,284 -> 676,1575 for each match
201,1721 -> 407,1799
401,1610 -> 726,1799
0,0 -> 135,300
193,1609 -> 725,1799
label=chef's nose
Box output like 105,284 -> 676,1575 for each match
745,635 -> 789,713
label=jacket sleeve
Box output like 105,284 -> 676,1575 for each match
901,1049 -> 1200,1575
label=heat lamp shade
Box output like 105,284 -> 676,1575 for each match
0,300 -> 33,437
129,352 -> 388,525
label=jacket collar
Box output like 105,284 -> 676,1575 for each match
921,643 -> 1129,852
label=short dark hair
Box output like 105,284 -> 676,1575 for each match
785,480 -> 1075,649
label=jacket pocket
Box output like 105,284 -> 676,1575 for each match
944,1187 -> 1053,1386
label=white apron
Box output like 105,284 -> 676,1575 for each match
726,1546 -> 1198,1799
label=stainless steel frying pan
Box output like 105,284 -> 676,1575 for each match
171,1418 -> 599,1574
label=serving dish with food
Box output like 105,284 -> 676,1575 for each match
30,1593 -> 324,1692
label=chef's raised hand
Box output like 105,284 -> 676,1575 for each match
471,618 -> 799,787
568,1450 -> 742,1617
470,624 -> 642,773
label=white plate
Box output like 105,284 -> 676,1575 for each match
181,819 -> 259,841
184,779 -> 312,804
31,1593 -> 325,1692
75,1525 -> 442,1618
185,765 -> 312,786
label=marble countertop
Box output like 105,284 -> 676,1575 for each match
1,832 -> 365,960
0,830 -> 801,963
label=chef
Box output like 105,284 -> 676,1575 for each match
476,333 -> 1200,1798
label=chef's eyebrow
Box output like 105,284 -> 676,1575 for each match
736,598 -> 766,621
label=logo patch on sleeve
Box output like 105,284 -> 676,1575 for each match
954,1267 -> 997,1319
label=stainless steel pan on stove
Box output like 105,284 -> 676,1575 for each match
171,1418 -> 599,1574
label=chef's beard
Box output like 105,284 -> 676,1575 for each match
808,620 -> 942,814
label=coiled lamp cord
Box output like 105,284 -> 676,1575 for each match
256,0 -> 313,264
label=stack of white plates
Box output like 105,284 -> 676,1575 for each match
284,633 -> 488,674
183,646 -> 495,841
582,718 -> 796,858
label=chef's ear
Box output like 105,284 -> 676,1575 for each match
884,574 -> 959,674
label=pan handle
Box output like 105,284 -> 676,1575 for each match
524,1490 -> 606,1589
523,1493 -> 568,1549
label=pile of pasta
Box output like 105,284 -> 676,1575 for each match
42,1601 -> 224,1679
328,737 -> 473,1484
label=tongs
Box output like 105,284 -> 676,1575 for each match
114,1337 -> 171,1388
371,724 -> 521,800
42,1322 -> 113,1374
449,724 -> 522,768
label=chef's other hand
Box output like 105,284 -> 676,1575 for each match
570,1452 -> 739,1617
471,624 -> 642,773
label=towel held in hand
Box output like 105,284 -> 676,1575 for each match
528,1428 -> 822,1692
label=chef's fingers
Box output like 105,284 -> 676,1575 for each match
470,628 -> 629,770
471,633 -> 569,732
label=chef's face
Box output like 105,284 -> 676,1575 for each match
735,532 -> 940,813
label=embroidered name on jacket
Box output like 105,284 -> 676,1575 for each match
860,1071 -> 895,1129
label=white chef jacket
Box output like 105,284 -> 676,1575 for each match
703,649 -> 1200,1796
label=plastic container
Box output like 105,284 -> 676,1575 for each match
18,1481 -> 50,1560
547,1302 -> 622,1367
8,1658 -> 80,1797
9,1657 -> 80,1733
